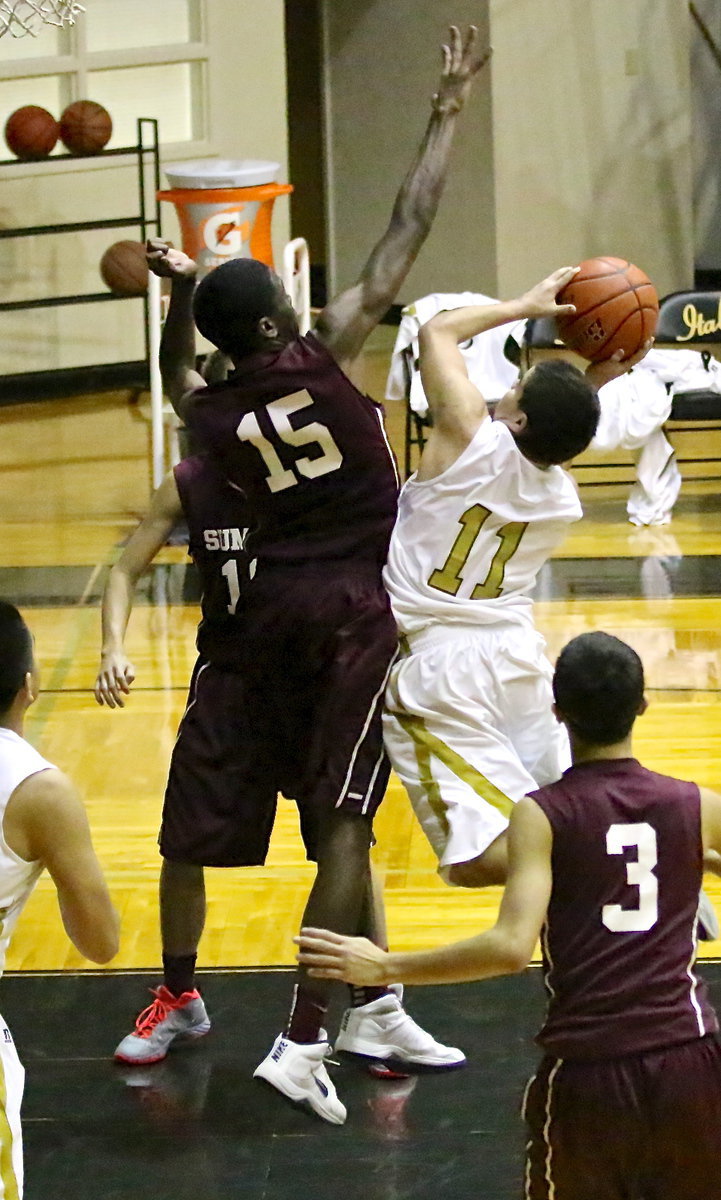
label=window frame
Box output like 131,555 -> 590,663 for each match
0,0 -> 211,177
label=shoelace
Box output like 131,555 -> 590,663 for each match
133,990 -> 176,1039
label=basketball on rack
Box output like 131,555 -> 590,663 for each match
99,240 -> 149,297
555,257 -> 659,362
59,100 -> 112,155
4,105 -> 59,160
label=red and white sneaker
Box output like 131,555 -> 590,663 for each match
114,986 -> 210,1065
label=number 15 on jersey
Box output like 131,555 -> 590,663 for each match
236,390 -> 343,493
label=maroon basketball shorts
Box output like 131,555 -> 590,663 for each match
522,1036 -> 721,1200
160,566 -> 397,866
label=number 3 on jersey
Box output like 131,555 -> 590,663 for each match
236,390 -> 343,493
602,822 -> 658,933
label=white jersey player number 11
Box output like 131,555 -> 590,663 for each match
428,503 -> 528,601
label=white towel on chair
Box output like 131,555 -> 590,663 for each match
592,363 -> 672,452
641,347 -> 721,394
591,351 -> 693,526
385,292 -> 525,416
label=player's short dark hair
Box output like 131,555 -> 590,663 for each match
0,602 -> 33,714
516,360 -> 600,465
553,631 -> 645,746
192,258 -> 279,357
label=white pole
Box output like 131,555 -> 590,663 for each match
148,270 -> 164,491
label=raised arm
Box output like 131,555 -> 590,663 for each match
5,769 -> 119,963
95,472 -> 183,708
146,239 -> 206,420
313,25 -> 490,370
296,797 -> 553,986
415,268 -> 577,476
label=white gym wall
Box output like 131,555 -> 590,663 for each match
320,0 -> 694,306
691,0 -> 721,277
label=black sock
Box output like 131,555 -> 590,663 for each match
162,952 -> 197,997
286,984 -> 329,1043
349,984 -> 392,1008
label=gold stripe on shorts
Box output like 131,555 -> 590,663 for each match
396,713 -> 515,825
0,1045 -> 20,1200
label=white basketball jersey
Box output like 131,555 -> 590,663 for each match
0,728 -> 49,978
385,417 -> 582,635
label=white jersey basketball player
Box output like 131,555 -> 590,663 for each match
0,602 -> 118,1197
383,268 -> 650,888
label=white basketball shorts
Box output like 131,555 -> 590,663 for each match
0,1015 -> 24,1199
383,622 -> 569,880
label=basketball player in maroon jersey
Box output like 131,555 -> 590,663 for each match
104,26 -> 488,1123
298,631 -> 721,1197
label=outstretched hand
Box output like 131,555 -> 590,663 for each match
94,652 -> 136,709
585,338 -> 654,389
295,928 -> 391,985
432,24 -> 491,114
146,238 -> 197,281
519,267 -> 579,320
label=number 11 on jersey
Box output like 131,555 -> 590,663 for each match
428,503 -> 527,601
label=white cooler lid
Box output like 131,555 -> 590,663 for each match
163,158 -> 280,189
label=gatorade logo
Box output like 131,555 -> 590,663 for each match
202,208 -> 251,257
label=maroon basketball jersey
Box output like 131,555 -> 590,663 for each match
529,758 -> 718,1059
174,455 -> 250,667
184,333 -> 399,563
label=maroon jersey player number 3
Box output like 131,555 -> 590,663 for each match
297,632 -> 721,1198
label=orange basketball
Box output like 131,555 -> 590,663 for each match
555,257 -> 659,362
100,240 -> 148,297
59,100 -> 112,155
4,105 -> 59,160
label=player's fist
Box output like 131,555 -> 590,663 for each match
146,238 -> 197,280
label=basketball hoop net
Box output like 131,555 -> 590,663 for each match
0,0 -> 84,38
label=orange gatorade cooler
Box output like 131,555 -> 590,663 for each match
158,158 -> 293,276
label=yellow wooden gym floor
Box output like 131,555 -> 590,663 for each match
1,328 -> 720,972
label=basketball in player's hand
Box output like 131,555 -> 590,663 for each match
100,240 -> 149,296
555,257 -> 659,362
59,100 -> 112,154
4,105 -> 59,160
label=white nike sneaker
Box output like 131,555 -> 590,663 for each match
114,986 -> 211,1065
336,987 -> 466,1069
253,1032 -> 347,1125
